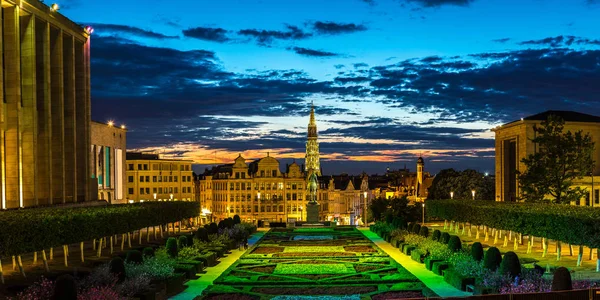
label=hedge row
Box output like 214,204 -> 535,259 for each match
0,202 -> 199,257
425,200 -> 600,248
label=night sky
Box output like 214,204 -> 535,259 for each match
61,0 -> 600,175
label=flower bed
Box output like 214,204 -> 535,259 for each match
252,247 -> 284,254
205,226 -> 428,299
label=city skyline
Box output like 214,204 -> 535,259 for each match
62,0 -> 600,174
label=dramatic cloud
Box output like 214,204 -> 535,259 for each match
312,21 -> 368,35
183,26 -> 230,42
518,35 -> 600,47
403,0 -> 475,7
289,47 -> 341,57
492,38 -> 511,43
238,25 -> 312,45
88,23 -> 178,39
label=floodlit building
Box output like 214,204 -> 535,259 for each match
0,0 -> 93,208
125,152 -> 194,202
90,121 -> 127,203
493,110 -> 600,206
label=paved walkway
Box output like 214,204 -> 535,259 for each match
170,229 -> 267,300
359,228 -> 471,298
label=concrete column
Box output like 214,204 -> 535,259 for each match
35,19 -> 52,205
50,26 -> 65,204
20,13 -> 37,207
0,2 -> 5,209
75,39 -> 87,202
63,33 -> 76,203
85,38 -> 91,201
3,5 -> 22,208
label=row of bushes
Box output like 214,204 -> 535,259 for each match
371,222 -> 599,295
0,202 -> 200,257
425,200 -> 600,248
14,220 -> 258,299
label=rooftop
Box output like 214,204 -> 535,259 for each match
501,110 -> 600,128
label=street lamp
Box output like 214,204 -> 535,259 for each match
170,193 -> 174,201
421,203 -> 425,225
257,192 -> 261,225
153,193 -> 157,201
299,206 -> 303,221
363,191 -> 368,227
471,190 -> 476,201
450,191 -> 454,200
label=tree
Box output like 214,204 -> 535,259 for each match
369,197 -> 390,221
427,169 -> 494,200
518,115 -> 594,204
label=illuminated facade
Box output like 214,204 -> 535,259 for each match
305,102 -> 321,176
493,110 -> 600,206
90,121 -> 126,203
0,0 -> 92,209
125,152 -> 194,202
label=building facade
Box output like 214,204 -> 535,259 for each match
90,121 -> 126,203
367,158 -> 434,202
493,110 -> 600,206
1,0 -> 92,209
125,152 -> 194,202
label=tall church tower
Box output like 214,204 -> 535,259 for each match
305,102 -> 321,176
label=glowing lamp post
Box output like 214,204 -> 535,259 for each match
50,3 -> 59,12
153,193 -> 157,201
421,203 -> 425,225
363,191 -> 368,227
170,193 -> 174,201
471,190 -> 476,201
450,191 -> 454,200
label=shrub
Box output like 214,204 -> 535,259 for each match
419,226 -> 429,237
432,230 -> 441,241
126,256 -> 175,280
178,235 -> 189,248
386,214 -> 394,224
412,224 -> 421,234
499,251 -> 521,278
78,285 -> 120,300
440,232 -> 450,244
483,247 -> 502,271
179,246 -> 201,260
126,250 -> 144,264
233,214 -> 241,224
208,223 -> 219,235
449,251 -> 482,278
53,274 -> 78,300
195,228 -> 209,242
407,222 -> 415,232
392,217 -> 407,229
16,277 -> 54,300
109,257 -> 126,283
551,267 -> 572,291
448,236 -> 462,252
471,242 -> 483,261
166,237 -> 178,258
143,247 -> 155,257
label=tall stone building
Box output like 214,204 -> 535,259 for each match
90,121 -> 127,203
493,110 -> 600,206
198,103 -> 371,224
305,102 -> 321,176
125,152 -> 194,203
0,1 -> 92,209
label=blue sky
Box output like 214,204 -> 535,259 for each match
59,0 -> 600,174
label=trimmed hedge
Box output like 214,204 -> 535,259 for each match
426,199 -> 600,248
0,201 -> 199,257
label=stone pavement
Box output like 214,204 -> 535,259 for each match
359,228 -> 471,298
170,228 -> 267,300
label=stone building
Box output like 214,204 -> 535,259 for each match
493,110 -> 600,206
125,152 -> 194,203
0,0 -> 92,209
367,157 -> 434,202
90,121 -> 126,203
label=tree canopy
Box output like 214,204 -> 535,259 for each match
368,195 -> 419,223
427,168 -> 494,200
518,115 -> 594,203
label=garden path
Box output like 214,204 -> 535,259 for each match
171,228 -> 268,300
359,228 -> 472,298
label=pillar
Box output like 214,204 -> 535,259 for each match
50,26 -> 65,204
20,12 -> 37,207
3,5 -> 22,208
35,18 -> 52,205
62,33 -> 76,203
74,39 -> 87,202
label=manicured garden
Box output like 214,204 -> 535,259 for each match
371,219 -> 600,297
198,226 -> 436,299
0,206 -> 257,299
